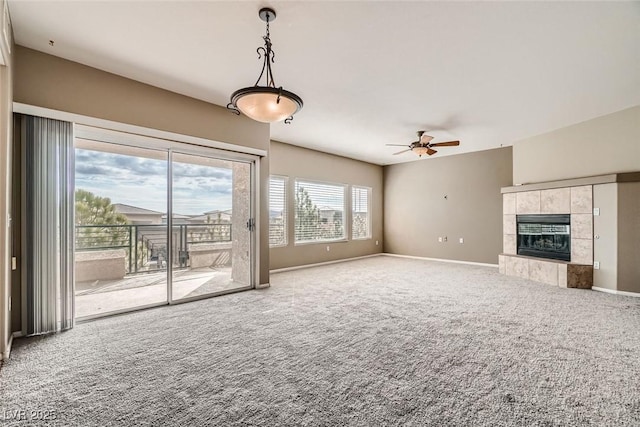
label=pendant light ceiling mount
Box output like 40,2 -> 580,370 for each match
258,7 -> 275,23
227,7 -> 303,124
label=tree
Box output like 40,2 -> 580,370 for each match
295,186 -> 320,241
74,189 -> 132,255
75,189 -> 129,226
332,211 -> 344,238
202,212 -> 230,242
352,213 -> 368,239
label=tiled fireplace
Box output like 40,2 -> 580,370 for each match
499,185 -> 593,288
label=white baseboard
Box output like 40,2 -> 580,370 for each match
0,338 -> 9,361
270,253 -> 383,274
382,253 -> 499,268
592,286 -> 640,298
2,332 -> 26,361
270,253 -> 498,274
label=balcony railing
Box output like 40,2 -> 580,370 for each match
75,223 -> 232,275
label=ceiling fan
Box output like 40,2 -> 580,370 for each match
387,131 -> 460,157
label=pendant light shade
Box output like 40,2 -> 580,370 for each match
231,87 -> 303,123
227,8 -> 303,124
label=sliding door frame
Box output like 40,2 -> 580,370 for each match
14,103 -> 265,324
72,126 -> 260,320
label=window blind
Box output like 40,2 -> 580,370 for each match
24,115 -> 75,335
294,179 -> 345,243
269,176 -> 288,247
352,186 -> 371,239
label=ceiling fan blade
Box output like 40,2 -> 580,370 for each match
430,140 -> 460,147
386,144 -> 410,147
420,134 -> 434,144
393,149 -> 412,155
427,148 -> 437,156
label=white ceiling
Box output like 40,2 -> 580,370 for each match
8,1 -> 640,165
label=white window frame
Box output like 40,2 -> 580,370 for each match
294,178 -> 347,245
351,186 -> 372,240
268,175 -> 288,248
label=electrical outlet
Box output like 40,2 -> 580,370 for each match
8,296 -> 11,311
593,208 -> 600,216
459,238 -> 464,244
11,256 -> 16,270
326,246 -> 330,252
375,240 -> 379,246
438,237 -> 443,243
594,261 -> 600,270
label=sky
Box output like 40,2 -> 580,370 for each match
75,149 -> 234,215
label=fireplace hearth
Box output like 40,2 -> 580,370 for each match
517,214 -> 570,261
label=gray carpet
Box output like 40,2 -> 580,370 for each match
1,256 -> 639,426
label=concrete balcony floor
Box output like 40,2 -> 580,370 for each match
75,266 -> 243,319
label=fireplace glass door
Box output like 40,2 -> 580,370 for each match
517,214 -> 571,261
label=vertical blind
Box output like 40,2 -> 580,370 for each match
352,186 -> 371,239
294,179 -> 345,243
24,115 -> 75,335
269,176 -> 287,247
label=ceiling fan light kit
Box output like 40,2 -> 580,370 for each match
386,131 -> 460,158
227,8 -> 303,124
413,146 -> 430,157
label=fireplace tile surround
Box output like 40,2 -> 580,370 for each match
500,172 -> 640,294
500,184 -> 594,288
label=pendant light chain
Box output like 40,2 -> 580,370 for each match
255,12 -> 276,89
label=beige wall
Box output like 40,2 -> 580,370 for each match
513,106 -> 640,294
513,106 -> 640,184
593,184 -> 617,291
592,182 -> 640,294
384,147 -> 512,264
617,182 -> 640,293
14,46 -> 269,151
11,46 -> 272,337
0,0 -> 12,359
269,141 -> 383,270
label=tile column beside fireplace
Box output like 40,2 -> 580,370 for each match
499,185 -> 594,288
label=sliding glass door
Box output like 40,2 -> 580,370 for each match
73,127 -> 255,319
74,140 -> 169,318
170,152 -> 252,302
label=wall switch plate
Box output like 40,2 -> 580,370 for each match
8,296 -> 11,311
326,246 -> 330,252
459,238 -> 464,244
443,236 -> 448,242
594,261 -> 600,270
11,256 -> 16,270
438,237 -> 443,242
375,240 -> 379,246
593,208 -> 600,216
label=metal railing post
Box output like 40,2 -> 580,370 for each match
128,225 -> 133,274
134,226 -> 139,274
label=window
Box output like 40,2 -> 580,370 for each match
352,186 -> 371,239
269,176 -> 287,247
294,179 -> 345,243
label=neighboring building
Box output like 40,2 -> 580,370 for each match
113,203 -> 164,225
188,209 -> 232,224
318,207 -> 342,224
161,213 -> 192,224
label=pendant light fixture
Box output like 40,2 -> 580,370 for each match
227,8 -> 303,124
